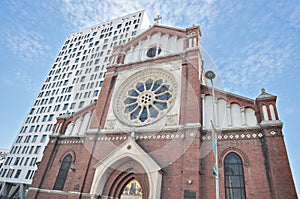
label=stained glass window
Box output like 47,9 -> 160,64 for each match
146,46 -> 161,58
123,78 -> 172,123
53,154 -> 72,190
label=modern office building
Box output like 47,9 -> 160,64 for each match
26,23 -> 297,199
0,10 -> 150,199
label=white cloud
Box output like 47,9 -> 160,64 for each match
15,71 -> 38,92
58,0 -> 219,31
4,28 -> 49,64
217,35 -> 297,93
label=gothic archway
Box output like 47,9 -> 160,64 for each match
101,159 -> 149,199
90,137 -> 162,199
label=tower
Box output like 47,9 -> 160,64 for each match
0,10 -> 150,199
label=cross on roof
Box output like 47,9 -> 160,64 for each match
154,15 -> 162,25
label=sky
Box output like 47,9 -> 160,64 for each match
0,0 -> 299,194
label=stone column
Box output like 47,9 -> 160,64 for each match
226,102 -> 232,126
201,94 -> 206,128
241,106 -> 246,126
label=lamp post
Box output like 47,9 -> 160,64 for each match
205,70 -> 219,199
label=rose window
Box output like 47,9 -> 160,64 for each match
113,68 -> 177,127
124,78 -> 172,123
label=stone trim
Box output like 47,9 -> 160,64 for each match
28,187 -> 91,197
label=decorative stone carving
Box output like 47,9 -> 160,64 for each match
165,114 -> 178,126
104,119 -> 116,130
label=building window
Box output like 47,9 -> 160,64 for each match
32,135 -> 38,143
70,103 -> 76,110
48,114 -> 54,121
29,146 -> 34,154
25,170 -> 31,179
78,101 -> 84,109
63,103 -> 69,110
93,90 -> 99,97
146,46 -> 161,58
29,126 -> 35,132
224,152 -> 246,199
34,146 -> 41,154
6,169 -> 15,178
40,135 -> 47,143
24,158 -> 29,166
53,154 -> 72,190
42,115 -> 48,122
14,169 -> 22,178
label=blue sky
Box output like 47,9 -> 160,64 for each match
0,0 -> 299,194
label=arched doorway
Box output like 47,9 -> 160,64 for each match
101,159 -> 149,198
90,137 -> 162,199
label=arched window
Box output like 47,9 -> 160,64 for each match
53,154 -> 72,190
262,105 -> 269,121
224,152 -> 246,199
269,104 -> 276,120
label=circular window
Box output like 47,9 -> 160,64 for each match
113,68 -> 177,127
146,46 -> 161,58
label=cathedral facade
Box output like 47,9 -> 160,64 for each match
26,25 -> 297,199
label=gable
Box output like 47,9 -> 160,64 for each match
110,25 -> 201,65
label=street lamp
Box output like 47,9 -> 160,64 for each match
205,71 -> 216,124
205,70 -> 219,199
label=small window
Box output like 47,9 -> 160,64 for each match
78,101 -> 84,109
70,103 -> 76,110
40,135 -> 47,143
48,114 -> 54,121
146,46 -> 161,58
32,135 -> 38,143
14,169 -> 22,178
34,146 -> 41,154
93,90 -> 99,97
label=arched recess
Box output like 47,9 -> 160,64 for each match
244,107 -> 257,126
102,161 -> 149,198
90,137 -> 162,199
65,121 -> 74,135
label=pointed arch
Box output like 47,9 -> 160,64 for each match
59,150 -> 76,164
90,137 -> 162,199
219,147 -> 249,167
